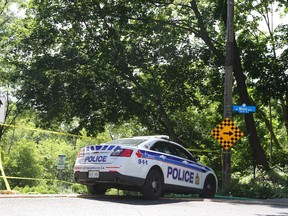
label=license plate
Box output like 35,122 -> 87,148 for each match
88,170 -> 99,178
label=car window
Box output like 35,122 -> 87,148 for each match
150,142 -> 174,155
171,144 -> 196,161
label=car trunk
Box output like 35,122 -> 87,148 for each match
79,145 -> 121,164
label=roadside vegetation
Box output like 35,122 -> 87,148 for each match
0,0 -> 287,199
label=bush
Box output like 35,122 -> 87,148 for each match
226,169 -> 288,199
4,140 -> 43,187
13,181 -> 85,194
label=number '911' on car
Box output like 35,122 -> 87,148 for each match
74,135 -> 218,199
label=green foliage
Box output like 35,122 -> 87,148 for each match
14,183 -> 60,194
226,169 -> 288,199
4,140 -> 43,187
271,150 -> 288,171
13,182 -> 87,194
199,153 -> 222,180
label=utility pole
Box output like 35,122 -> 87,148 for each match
222,0 -> 234,192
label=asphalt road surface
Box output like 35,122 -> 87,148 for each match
0,195 -> 287,216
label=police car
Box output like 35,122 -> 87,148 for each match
74,135 -> 217,199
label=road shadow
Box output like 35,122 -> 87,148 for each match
77,194 -> 204,206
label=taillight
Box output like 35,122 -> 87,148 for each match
136,150 -> 142,158
77,148 -> 85,158
111,149 -> 133,157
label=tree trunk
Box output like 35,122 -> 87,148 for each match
281,94 -> 288,136
257,105 -> 281,150
158,107 -> 187,147
233,42 -> 269,168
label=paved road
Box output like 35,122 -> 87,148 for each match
0,195 -> 287,216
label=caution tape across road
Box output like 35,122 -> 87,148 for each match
187,148 -> 220,153
0,123 -> 95,140
0,175 -> 79,186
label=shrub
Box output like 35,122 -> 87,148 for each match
226,169 -> 288,199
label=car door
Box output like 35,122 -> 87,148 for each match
150,141 -> 204,189
169,144 -> 204,189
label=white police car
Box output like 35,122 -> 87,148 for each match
74,135 -> 217,199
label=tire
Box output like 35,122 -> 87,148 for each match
87,184 -> 107,195
200,174 -> 216,198
141,169 -> 164,200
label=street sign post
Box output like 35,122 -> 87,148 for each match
0,96 -> 10,191
57,155 -> 66,170
0,96 -> 7,123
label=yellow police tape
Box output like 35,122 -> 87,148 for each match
0,123 -> 95,140
187,148 -> 220,153
0,175 -> 76,186
0,153 -> 11,191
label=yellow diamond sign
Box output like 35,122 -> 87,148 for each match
211,118 -> 244,150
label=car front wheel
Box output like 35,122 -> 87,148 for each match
141,169 -> 164,200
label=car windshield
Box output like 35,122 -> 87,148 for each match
106,138 -> 147,146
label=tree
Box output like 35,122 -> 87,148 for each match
235,0 -> 288,165
8,0 -> 214,145
0,0 -> 25,141
5,0 -> 287,170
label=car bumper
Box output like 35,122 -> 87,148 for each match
74,171 -> 145,187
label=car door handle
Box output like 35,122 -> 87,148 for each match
182,160 -> 188,164
159,155 -> 166,159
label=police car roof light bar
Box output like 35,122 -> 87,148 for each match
132,135 -> 170,140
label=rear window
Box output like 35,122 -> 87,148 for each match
106,138 -> 147,146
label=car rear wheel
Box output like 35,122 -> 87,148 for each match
141,169 -> 164,200
87,184 -> 107,195
200,174 -> 216,198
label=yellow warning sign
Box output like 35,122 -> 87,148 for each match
211,118 -> 244,150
